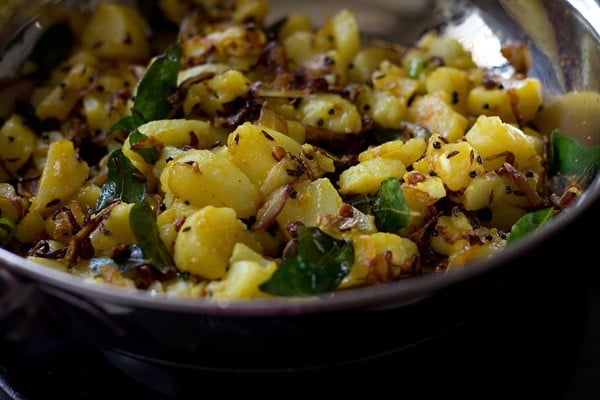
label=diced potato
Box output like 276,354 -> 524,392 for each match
348,47 -> 401,84
401,171 -> 446,211
467,78 -> 543,124
488,203 -> 526,232
339,232 -> 419,288
534,91 -> 600,139
462,173 -> 498,210
15,210 -> 45,244
156,207 -> 187,254
278,13 -> 312,41
372,61 -> 420,100
283,29 -> 332,66
363,90 -> 409,129
331,9 -> 360,66
447,227 -> 506,269
430,211 -> 474,256
160,149 -> 259,219
359,140 -> 404,162
36,63 -> 97,121
408,92 -> 469,142
232,0 -> 268,23
89,202 -> 137,252
338,158 -> 406,195
465,115 -> 542,174
227,122 -> 302,190
183,70 -> 252,116
417,31 -> 476,69
360,138 -> 427,167
0,183 -> 28,222
277,178 -> 343,232
299,93 -> 362,134
73,184 -> 102,213
30,140 -> 90,217
81,3 -> 150,62
425,66 -> 471,114
415,135 -> 485,192
0,115 -> 37,179
138,119 -> 228,150
206,243 -> 276,299
173,206 -> 262,279
45,200 -> 86,243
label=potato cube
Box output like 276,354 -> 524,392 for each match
0,115 -> 37,179
160,149 -> 259,219
408,92 -> 468,142
338,158 -> 406,195
174,206 -> 261,279
90,202 -> 137,252
339,232 -> 418,288
227,122 -> 302,190
81,3 -> 150,62
299,93 -> 362,134
465,115 -> 542,174
277,178 -> 343,232
30,140 -> 89,217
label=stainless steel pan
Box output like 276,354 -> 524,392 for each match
0,0 -> 598,372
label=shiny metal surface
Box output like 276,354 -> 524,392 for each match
0,0 -> 598,318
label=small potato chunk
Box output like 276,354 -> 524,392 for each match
339,232 -> 419,288
183,70 -> 251,116
207,243 -> 276,299
90,202 -> 137,252
338,158 -> 406,195
331,9 -> 360,66
408,92 -> 468,142
0,115 -> 37,179
160,149 -> 259,219
447,228 -> 505,269
174,206 -> 262,279
467,78 -> 543,124
348,47 -> 401,84
298,93 -> 362,134
430,211 -> 474,256
137,119 -> 228,150
227,122 -> 302,190
425,66 -> 471,114
15,210 -> 45,244
36,63 -> 97,121
402,171 -> 446,211
0,183 -> 26,221
81,3 -> 150,62
277,178 -> 342,232
30,140 -> 89,217
465,115 -> 542,174
415,134 -> 485,192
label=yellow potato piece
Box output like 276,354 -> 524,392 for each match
30,140 -> 89,217
174,206 -> 261,279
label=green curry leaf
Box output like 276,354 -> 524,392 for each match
371,177 -> 411,232
89,245 -> 147,275
506,207 -> 554,245
132,42 -> 181,124
259,226 -> 353,296
129,131 -> 160,164
129,200 -> 173,273
95,149 -> 146,212
550,129 -> 600,186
